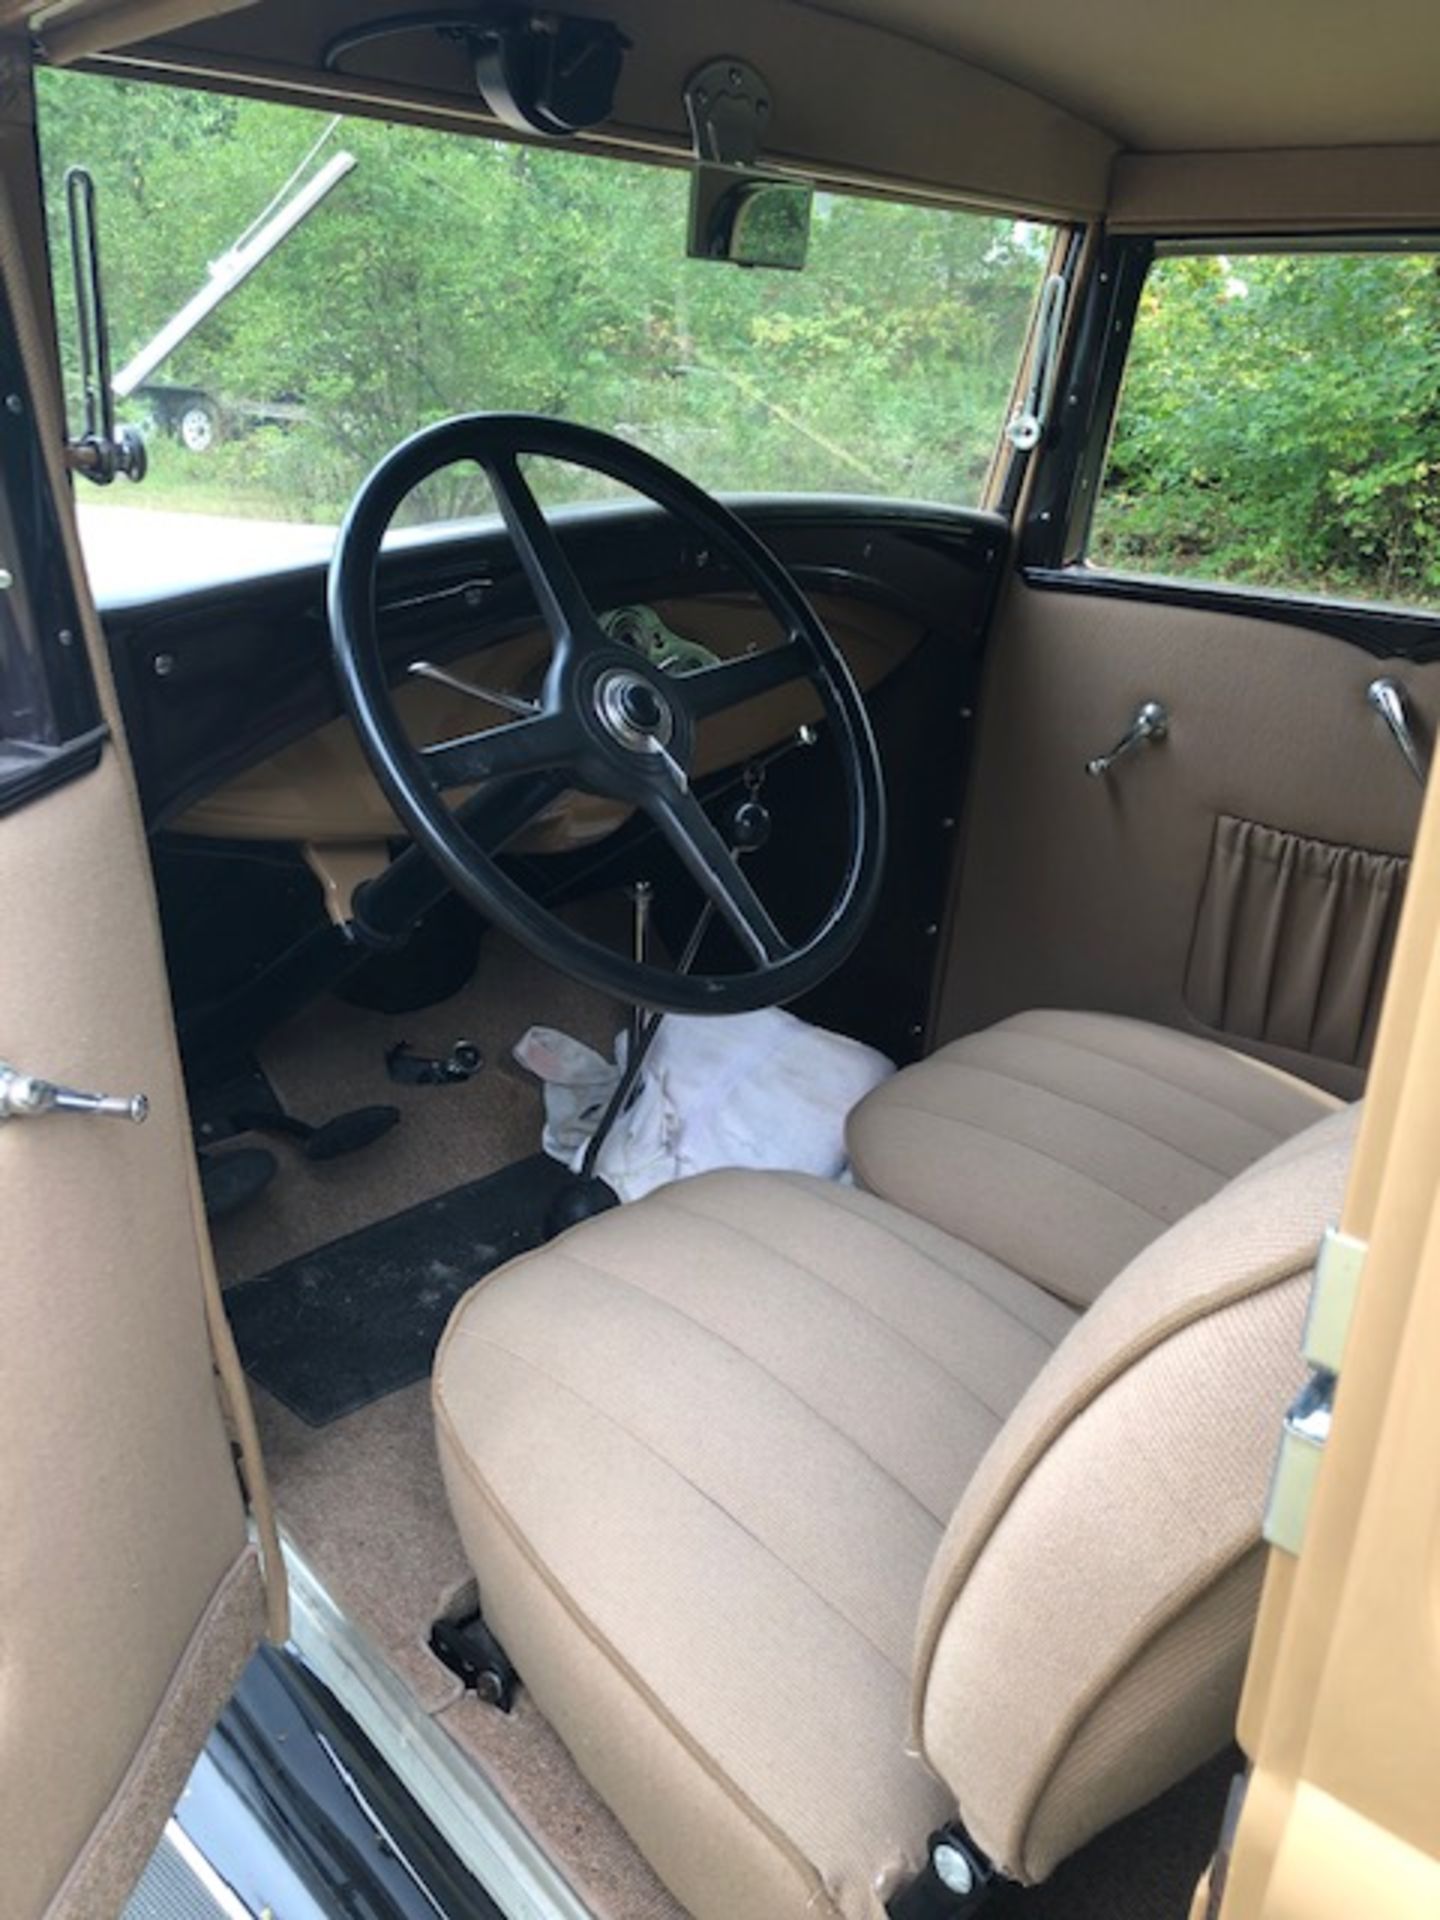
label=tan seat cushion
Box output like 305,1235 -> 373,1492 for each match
433,1172 -> 1075,1920
848,1010 -> 1340,1306
915,1102 -> 1359,1882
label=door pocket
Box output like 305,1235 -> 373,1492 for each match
1186,814 -> 1409,1067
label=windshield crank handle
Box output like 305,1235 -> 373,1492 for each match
0,1059 -> 148,1122
1085,700 -> 1169,779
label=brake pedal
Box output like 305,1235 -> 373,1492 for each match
227,1103 -> 400,1161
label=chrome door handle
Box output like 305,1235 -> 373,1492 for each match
0,1059 -> 148,1122
1367,677 -> 1428,786
1085,700 -> 1169,778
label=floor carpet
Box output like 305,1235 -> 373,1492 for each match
211,918 -> 624,1285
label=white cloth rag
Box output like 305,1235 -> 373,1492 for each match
513,1009 -> 894,1201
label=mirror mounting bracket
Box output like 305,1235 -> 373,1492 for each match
683,58 -> 772,168
62,169 -> 146,487
320,9 -> 629,138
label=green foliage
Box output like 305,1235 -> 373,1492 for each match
1093,251 -> 1440,609
36,69 -> 1047,527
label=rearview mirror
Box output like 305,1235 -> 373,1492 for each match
687,165 -> 811,271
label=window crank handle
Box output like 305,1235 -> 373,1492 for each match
1086,700 -> 1169,778
0,1059 -> 148,1122
1367,677 -> 1428,786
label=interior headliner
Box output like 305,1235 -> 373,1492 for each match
799,0 -> 1440,153
16,0 -> 1440,225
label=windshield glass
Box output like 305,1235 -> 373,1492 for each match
36,70 -> 1053,599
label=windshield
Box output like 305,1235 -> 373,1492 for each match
36,70 -> 1053,600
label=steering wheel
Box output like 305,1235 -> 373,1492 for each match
328,414 -> 886,1015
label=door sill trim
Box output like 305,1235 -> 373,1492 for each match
282,1535 -> 594,1920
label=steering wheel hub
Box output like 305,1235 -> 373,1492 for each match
596,666 -> 676,753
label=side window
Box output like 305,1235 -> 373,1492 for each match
0,287 -> 104,815
1088,248 -> 1440,614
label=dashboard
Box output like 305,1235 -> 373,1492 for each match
107,494 -> 1008,1066
104,496 -> 1006,907
107,496 -> 1002,782
171,588 -> 916,844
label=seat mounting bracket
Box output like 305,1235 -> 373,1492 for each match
887,1823 -> 998,1918
429,1611 -> 520,1713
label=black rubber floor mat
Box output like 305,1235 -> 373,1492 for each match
227,1154 -> 580,1426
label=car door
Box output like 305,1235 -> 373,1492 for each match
933,231 -> 1439,1099
0,77 -> 282,1920
1209,764 -> 1440,1916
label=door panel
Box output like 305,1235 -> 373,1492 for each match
3,750 -> 267,1920
0,68 -> 274,1920
934,581 -> 1438,1096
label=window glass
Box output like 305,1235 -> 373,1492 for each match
35,70 -> 1053,599
1090,249 -> 1440,613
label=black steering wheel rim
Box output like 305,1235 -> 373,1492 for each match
327,412 -> 886,1015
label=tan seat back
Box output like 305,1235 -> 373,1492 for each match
913,1103 -> 1359,1884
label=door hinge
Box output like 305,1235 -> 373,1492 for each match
1263,1225 -> 1365,1556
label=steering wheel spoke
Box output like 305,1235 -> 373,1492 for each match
485,452 -> 598,653
680,639 -> 809,721
646,786 -> 792,965
423,708 -> 576,789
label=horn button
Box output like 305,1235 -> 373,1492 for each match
595,666 -> 677,753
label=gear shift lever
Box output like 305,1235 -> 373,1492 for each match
630,880 -> 653,1063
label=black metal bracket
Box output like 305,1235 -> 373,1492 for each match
887,1824 -> 998,1920
386,1038 -> 484,1086
429,1612 -> 520,1712
63,169 -> 147,486
321,9 -> 629,136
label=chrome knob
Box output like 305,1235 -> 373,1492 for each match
0,1059 -> 148,1123
1367,677 -> 1428,786
1086,700 -> 1169,779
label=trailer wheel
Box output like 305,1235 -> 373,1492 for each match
179,398 -> 223,453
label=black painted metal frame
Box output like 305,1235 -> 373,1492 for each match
0,262 -> 107,814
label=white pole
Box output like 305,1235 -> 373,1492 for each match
113,150 -> 358,398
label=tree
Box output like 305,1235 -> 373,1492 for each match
1094,251 -> 1440,606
